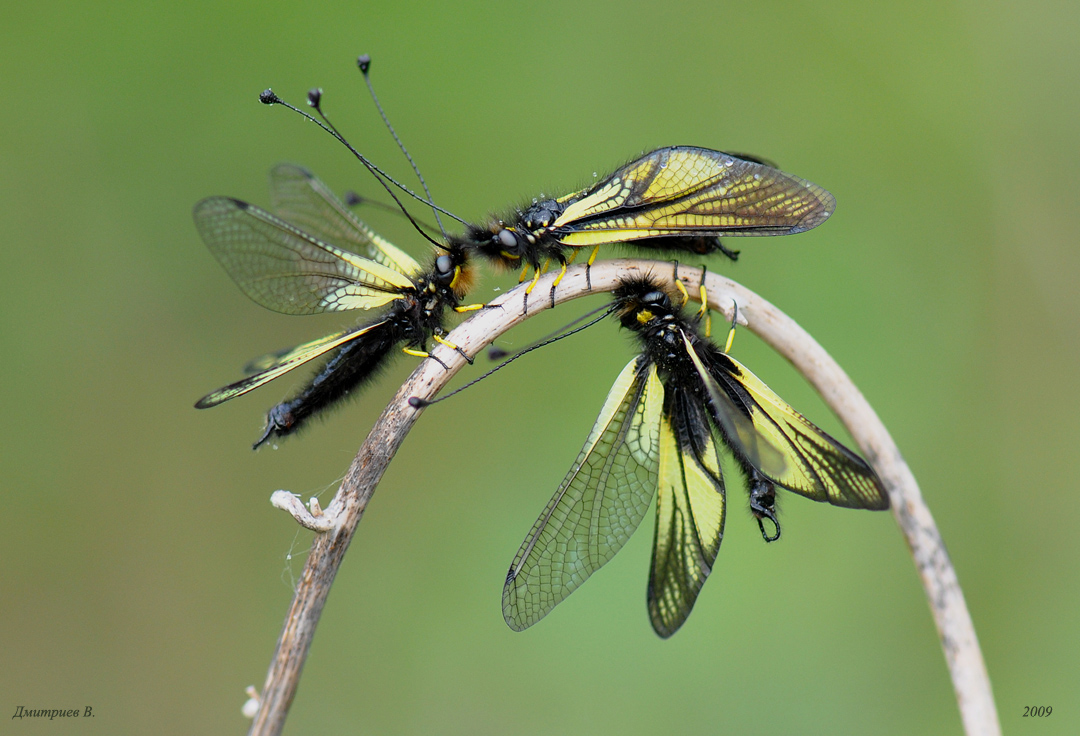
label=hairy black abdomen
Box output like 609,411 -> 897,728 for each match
253,320 -> 401,448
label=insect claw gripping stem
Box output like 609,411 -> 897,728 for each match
401,343 -> 451,369
585,245 -> 599,290
434,334 -> 473,365
697,266 -> 712,338
674,279 -> 690,309
724,300 -> 740,354
548,259 -> 569,309
522,266 -> 544,315
670,260 -> 691,308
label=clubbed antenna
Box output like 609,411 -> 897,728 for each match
258,87 -> 452,251
357,54 -> 448,241
258,86 -> 466,228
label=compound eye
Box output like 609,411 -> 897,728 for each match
434,254 -> 456,283
496,229 -> 520,254
643,290 -> 667,307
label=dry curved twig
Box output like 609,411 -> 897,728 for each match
246,259 -> 998,736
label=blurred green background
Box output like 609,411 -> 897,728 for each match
2,0 -> 1077,733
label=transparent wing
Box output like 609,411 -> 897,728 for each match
648,400 -> 726,638
503,359 -> 664,631
243,345 -> 294,375
682,332 -> 789,477
267,164 -> 423,276
194,322 -> 385,408
552,146 -> 835,247
193,197 -> 414,315
694,339 -> 888,510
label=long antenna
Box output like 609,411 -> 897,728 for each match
258,88 -> 468,228
259,89 -> 447,251
357,54 -> 448,241
487,302 -> 613,360
343,191 -> 443,238
408,303 -> 619,408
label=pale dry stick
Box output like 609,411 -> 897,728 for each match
247,259 -> 997,736
691,268 -> 1000,736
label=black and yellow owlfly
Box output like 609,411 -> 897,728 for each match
502,275 -> 888,638
453,146 -> 836,299
193,164 -> 477,448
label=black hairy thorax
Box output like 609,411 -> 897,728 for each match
612,277 -> 746,416
452,196 -> 569,271
456,196 -> 733,273
253,248 -> 473,448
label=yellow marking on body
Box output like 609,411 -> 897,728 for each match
636,308 -> 654,325
674,279 -> 689,308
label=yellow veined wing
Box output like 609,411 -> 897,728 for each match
266,164 -> 423,277
705,351 -> 888,510
648,391 -> 726,638
552,146 -> 836,247
681,331 -> 790,478
503,356 -> 729,638
193,196 -> 415,315
193,168 -> 477,447
503,358 -> 663,632
457,147 -> 836,279
675,300 -> 886,511
194,322 -> 386,409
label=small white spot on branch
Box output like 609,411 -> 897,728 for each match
270,491 -> 336,532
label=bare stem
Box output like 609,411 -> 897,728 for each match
246,259 -> 998,736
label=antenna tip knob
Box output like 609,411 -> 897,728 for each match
344,191 -> 363,206
357,54 -> 372,74
306,88 -> 323,109
407,396 -> 429,409
259,88 -> 280,105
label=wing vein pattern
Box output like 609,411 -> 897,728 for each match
503,359 -> 663,631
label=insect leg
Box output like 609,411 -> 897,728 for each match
402,346 -> 450,371
434,333 -> 473,364
672,261 -> 690,308
521,262 -> 545,315
548,255 -> 570,308
585,245 -> 599,290
696,265 -> 712,338
723,300 -> 740,354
